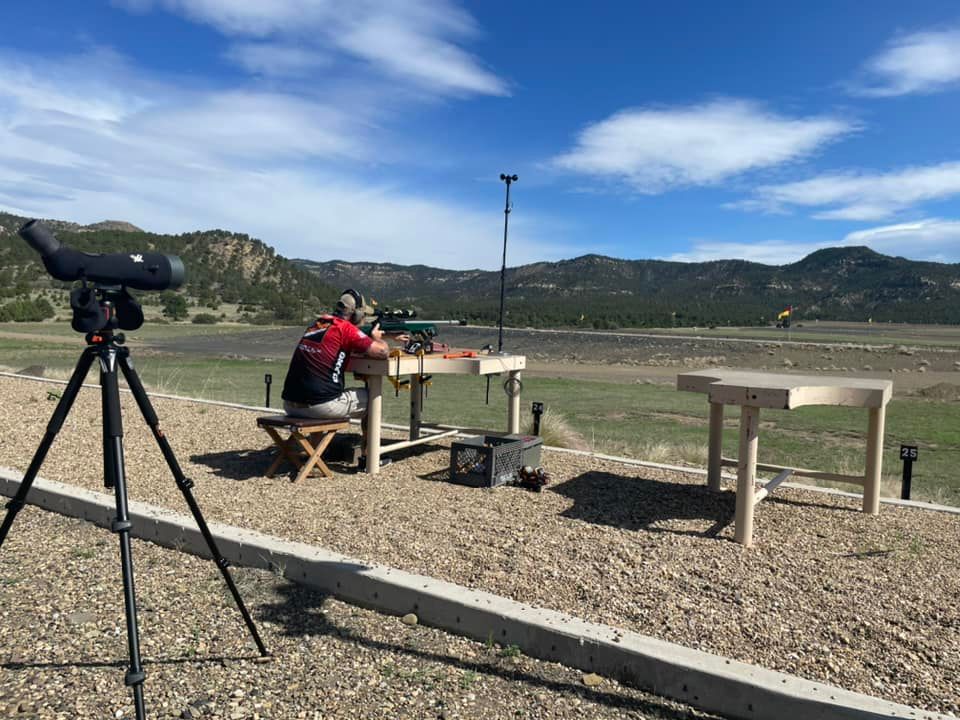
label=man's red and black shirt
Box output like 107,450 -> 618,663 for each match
281,315 -> 373,405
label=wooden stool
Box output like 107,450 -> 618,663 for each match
256,415 -> 350,482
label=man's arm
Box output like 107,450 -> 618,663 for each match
364,326 -> 390,360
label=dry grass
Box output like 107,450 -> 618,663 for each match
0,364 -> 74,381
521,406 -> 589,451
595,437 -> 708,466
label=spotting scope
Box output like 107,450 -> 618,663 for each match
19,219 -> 185,291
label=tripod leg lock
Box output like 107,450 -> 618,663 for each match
124,669 -> 146,686
216,557 -> 230,570
177,477 -> 195,490
111,518 -> 132,533
4,499 -> 25,512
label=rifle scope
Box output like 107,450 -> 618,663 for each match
19,219 -> 185,291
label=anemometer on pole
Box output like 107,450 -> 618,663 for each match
497,173 -> 517,353
487,173 -> 518,404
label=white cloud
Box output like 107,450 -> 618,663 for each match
842,219 -> 960,261
117,0 -> 508,96
551,99 -> 851,192
856,28 -> 960,97
663,240 -> 821,265
224,43 -> 330,77
0,49 -> 559,270
664,218 -> 960,265
739,162 -> 960,221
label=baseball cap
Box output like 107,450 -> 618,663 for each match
336,289 -> 373,320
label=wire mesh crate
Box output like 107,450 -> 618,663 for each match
449,435 -> 524,488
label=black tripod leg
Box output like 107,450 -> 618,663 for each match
117,350 -> 269,656
100,349 -> 147,720
0,348 -> 96,547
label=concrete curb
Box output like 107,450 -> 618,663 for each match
2,371 -> 957,518
0,470 -> 946,720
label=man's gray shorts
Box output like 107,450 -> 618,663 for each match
284,388 -> 368,420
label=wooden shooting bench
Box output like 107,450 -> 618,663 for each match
256,415 -> 350,482
349,351 -> 526,474
677,369 -> 893,546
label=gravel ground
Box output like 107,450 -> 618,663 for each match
0,511 -> 717,720
0,376 -> 958,715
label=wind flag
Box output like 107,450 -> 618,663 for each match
777,306 -> 792,320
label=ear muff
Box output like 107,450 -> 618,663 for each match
344,288 -> 365,325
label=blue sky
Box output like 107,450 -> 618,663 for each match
3,2 -> 960,269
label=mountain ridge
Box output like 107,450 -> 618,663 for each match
3,207 -> 958,327
296,247 -> 960,327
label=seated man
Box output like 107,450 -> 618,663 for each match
282,288 -> 395,421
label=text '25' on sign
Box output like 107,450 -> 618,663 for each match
900,445 -> 919,461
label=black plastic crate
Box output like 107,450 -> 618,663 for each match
499,434 -> 543,468
449,435 -> 524,488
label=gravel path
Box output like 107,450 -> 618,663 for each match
0,376 -> 958,715
0,511 -> 716,720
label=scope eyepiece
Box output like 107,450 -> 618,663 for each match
18,219 -> 185,292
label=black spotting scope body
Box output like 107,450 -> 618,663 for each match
19,219 -> 185,291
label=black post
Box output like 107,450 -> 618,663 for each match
497,173 -> 517,353
264,373 -> 273,408
532,401 -> 544,436
900,445 -> 918,500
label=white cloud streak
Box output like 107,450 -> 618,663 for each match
0,49 -> 559,270
663,240 -> 813,265
116,0 -> 507,96
552,99 -> 852,193
664,218 -> 960,264
224,43 -> 331,77
856,28 -> 960,97
738,162 -> 960,221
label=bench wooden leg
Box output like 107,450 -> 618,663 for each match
507,370 -> 521,434
863,405 -> 886,515
365,375 -> 383,475
708,401 -> 724,491
735,405 -> 760,547
263,426 -> 300,478
293,430 -> 338,482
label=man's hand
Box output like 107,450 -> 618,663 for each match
370,326 -> 385,341
390,332 -> 411,344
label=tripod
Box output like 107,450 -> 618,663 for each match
0,292 -> 268,720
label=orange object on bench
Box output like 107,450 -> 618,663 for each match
442,351 -> 477,359
256,415 -> 350,482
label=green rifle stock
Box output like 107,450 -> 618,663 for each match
361,311 -> 466,353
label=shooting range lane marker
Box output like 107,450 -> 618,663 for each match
0,469 -> 948,720
2,371 -> 959,517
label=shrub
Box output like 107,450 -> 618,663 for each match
522,407 -> 589,451
160,291 -> 188,320
191,313 -> 219,325
0,297 -> 56,322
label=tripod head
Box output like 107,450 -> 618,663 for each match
71,284 -> 144,335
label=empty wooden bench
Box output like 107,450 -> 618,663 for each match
677,369 -> 893,546
256,415 -> 350,482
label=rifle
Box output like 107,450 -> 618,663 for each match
361,308 -> 467,354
